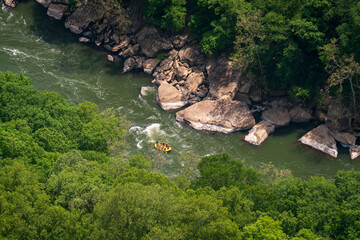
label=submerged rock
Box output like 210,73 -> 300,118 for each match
299,125 -> 338,158
107,55 -> 114,62
245,121 -> 275,146
350,145 -> 360,160
261,107 -> 290,127
176,99 -> 255,133
157,82 -> 188,111
79,37 -> 90,43
47,3 -> 67,20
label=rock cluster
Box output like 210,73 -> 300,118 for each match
36,0 -> 359,159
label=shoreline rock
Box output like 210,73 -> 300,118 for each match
299,125 -> 338,158
350,145 -> 360,160
156,82 -> 188,111
245,121 -> 275,145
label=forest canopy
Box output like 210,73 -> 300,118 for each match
140,0 -> 360,105
1,71 -> 360,239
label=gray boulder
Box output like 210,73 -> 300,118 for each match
289,106 -> 312,123
65,5 -> 104,34
261,107 -> 290,127
245,121 -> 275,145
47,3 -> 67,20
331,131 -> 356,148
157,82 -> 188,111
136,26 -> 173,58
299,125 -> 338,158
176,99 -> 255,133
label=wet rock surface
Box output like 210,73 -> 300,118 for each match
299,125 -> 338,158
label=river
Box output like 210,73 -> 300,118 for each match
1,1 -> 360,178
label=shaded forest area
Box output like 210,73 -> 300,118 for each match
2,71 -> 360,239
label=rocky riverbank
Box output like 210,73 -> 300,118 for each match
3,0 -> 360,160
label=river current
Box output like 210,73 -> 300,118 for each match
1,2 -> 360,178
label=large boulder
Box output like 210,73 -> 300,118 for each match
206,58 -> 241,100
176,99 -> 255,133
143,58 -> 160,75
178,45 -> 205,66
299,125 -> 338,158
47,3 -> 67,20
185,72 -> 205,93
245,121 -> 275,146
65,5 -> 104,34
330,131 -> 356,148
157,82 -> 188,111
261,107 -> 290,127
289,106 -> 312,123
136,26 -> 173,58
350,145 -> 360,160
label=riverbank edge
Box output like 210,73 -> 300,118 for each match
3,0 -> 360,159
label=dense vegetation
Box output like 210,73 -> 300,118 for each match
140,0 -> 360,114
2,71 -> 360,239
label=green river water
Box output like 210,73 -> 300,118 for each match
1,1 -> 360,178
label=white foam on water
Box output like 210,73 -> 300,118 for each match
146,115 -> 157,120
2,47 -> 30,57
142,123 -> 167,142
6,11 -> 13,21
137,139 -> 143,149
129,126 -> 143,132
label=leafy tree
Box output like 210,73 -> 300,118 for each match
193,153 -> 261,190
